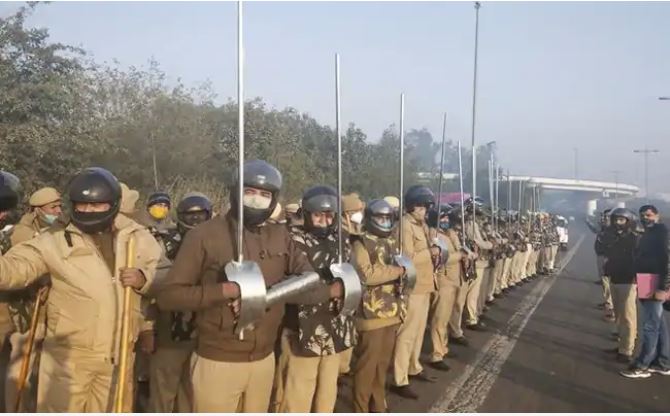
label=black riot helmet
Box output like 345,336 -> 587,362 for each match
427,204 -> 452,228
404,185 -> 435,212
364,199 -> 396,238
229,159 -> 283,227
610,207 -> 636,231
68,167 -> 122,234
147,191 -> 171,208
0,171 -> 21,212
448,207 -> 464,229
177,192 -> 213,234
301,185 -> 338,239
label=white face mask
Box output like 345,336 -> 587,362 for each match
350,211 -> 364,225
243,194 -> 272,210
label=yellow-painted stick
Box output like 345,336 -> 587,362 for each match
114,236 -> 135,413
14,286 -> 48,412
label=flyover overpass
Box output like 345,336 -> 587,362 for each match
416,172 -> 639,198
506,175 -> 639,197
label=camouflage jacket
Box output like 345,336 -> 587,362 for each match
287,228 -> 356,357
0,225 -> 12,254
352,233 -> 406,323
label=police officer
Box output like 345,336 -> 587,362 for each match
268,202 -> 285,225
463,201 -> 492,331
448,208 -> 476,346
147,192 -> 213,412
426,206 -> 460,371
351,199 -> 405,412
5,187 -> 62,412
278,185 -> 355,413
338,193 -> 365,377
391,185 -> 438,398
602,208 -> 638,363
0,167 -> 161,412
383,196 -> 400,223
143,191 -> 174,232
0,171 -> 22,355
285,202 -> 303,230
11,187 -> 62,244
155,160 -> 340,413
594,209 -> 615,318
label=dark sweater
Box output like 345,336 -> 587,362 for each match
603,231 -> 637,284
634,222 -> 670,292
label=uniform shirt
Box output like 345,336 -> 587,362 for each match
91,232 -> 116,275
351,232 -> 404,332
5,214 -> 51,333
286,228 -> 356,357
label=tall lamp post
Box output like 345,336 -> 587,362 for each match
609,170 -> 621,199
633,148 -> 660,200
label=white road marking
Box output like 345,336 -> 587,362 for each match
429,234 -> 585,413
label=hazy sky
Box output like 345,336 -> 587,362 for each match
3,1 -> 670,192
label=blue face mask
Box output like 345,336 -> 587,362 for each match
439,222 -> 450,231
43,214 -> 58,225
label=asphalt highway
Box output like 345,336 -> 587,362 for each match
336,223 -> 670,412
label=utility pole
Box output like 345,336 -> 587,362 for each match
633,147 -> 660,200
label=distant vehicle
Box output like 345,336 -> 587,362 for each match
556,216 -> 569,250
569,216 -> 575,222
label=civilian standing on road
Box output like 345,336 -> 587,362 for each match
621,205 -> 670,378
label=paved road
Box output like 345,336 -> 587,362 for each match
336,224 -> 670,412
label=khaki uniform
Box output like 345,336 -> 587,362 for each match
146,303 -> 195,413
611,284 -> 637,356
4,212 -> 49,412
0,214 -> 160,412
393,213 -> 436,387
350,232 -> 404,412
500,256 -> 512,290
448,229 -> 472,339
464,221 -> 492,325
144,229 -> 195,413
487,232 -> 504,299
429,229 -> 462,363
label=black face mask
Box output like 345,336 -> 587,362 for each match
309,226 -> 333,240
71,210 -> 116,234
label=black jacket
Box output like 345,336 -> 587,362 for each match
594,227 -> 615,257
603,231 -> 637,284
634,222 -> 670,292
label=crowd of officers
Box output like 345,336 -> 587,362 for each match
0,162 -> 565,413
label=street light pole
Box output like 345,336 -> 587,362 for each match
633,148 -> 660,200
609,170 -> 621,199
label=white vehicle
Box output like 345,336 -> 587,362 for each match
556,216 -> 569,250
